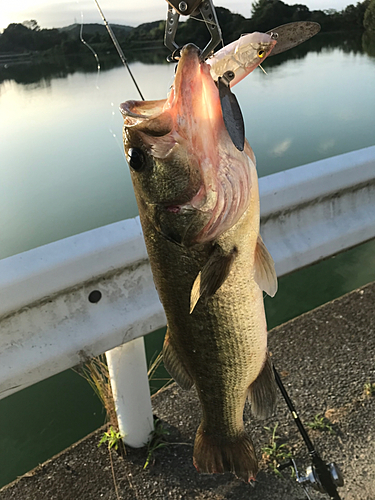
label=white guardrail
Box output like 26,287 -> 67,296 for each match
1,146 -> 375,447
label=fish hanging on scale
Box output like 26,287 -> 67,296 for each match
120,40 -> 278,481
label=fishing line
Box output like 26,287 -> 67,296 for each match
189,15 -> 224,51
79,11 -> 101,89
189,15 -> 217,27
77,6 -> 127,164
78,1 -> 144,164
93,0 -> 145,101
109,102 -> 127,162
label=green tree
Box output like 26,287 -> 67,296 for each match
364,0 -> 375,30
250,0 -> 313,30
0,23 -> 36,51
342,1 -> 370,29
291,4 -> 311,21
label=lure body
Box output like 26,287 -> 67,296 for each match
207,32 -> 276,87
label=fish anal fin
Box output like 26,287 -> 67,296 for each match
193,425 -> 258,482
254,235 -> 278,297
190,245 -> 238,313
248,353 -> 277,419
162,330 -> 194,390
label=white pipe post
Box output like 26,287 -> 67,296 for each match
106,337 -> 154,448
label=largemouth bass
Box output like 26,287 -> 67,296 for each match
120,42 -> 277,482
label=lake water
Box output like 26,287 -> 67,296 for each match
1,32 -> 375,487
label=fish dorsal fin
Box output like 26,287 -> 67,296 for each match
254,235 -> 278,297
163,329 -> 194,390
190,245 -> 238,313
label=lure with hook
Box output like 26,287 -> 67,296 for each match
209,34 -> 276,151
207,21 -> 320,87
207,32 -> 276,87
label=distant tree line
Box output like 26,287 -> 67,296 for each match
247,0 -> 372,33
1,0 -> 375,55
0,21 -> 66,53
0,21 -> 132,54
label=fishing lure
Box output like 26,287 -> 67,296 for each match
207,21 -> 321,87
207,32 -> 276,87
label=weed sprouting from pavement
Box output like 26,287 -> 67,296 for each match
261,423 -> 292,476
75,350 -> 171,447
98,426 -> 124,451
144,419 -> 170,469
306,414 -> 335,434
74,354 -> 120,433
363,382 -> 375,398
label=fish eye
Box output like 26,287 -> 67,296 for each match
258,50 -> 265,58
128,148 -> 145,172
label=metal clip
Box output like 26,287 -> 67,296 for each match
165,0 -> 202,16
164,0 -> 222,61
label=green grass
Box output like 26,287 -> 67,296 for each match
144,419 -> 170,469
261,423 -> 292,476
306,414 -> 335,434
98,426 -> 124,451
364,382 -> 375,398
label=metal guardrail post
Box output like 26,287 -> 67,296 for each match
106,337 -> 154,447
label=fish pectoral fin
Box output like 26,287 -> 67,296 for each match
247,353 -> 277,419
162,329 -> 194,390
254,235 -> 278,297
190,245 -> 238,314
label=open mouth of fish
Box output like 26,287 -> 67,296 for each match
120,44 -> 265,243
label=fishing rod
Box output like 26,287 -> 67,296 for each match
273,365 -> 344,500
93,0 -> 145,101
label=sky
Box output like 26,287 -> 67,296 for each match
0,0 -> 355,32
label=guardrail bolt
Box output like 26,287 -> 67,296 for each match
88,290 -> 102,303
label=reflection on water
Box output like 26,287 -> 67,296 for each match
0,50 -> 171,86
1,31 -> 374,87
0,32 -> 375,488
362,30 -> 375,57
262,30 -> 369,68
1,33 -> 375,259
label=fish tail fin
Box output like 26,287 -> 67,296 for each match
248,352 -> 277,419
193,425 -> 258,482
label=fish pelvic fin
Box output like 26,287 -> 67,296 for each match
190,245 -> 238,313
254,235 -> 278,297
162,329 -> 194,390
193,426 -> 258,482
248,353 -> 277,419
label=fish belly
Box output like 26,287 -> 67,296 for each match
140,198 -> 272,481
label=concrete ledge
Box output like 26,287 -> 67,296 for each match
1,281 -> 375,500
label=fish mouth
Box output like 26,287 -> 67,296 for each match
166,44 -> 254,243
118,44 -> 203,136
120,43 -> 254,244
120,99 -> 173,137
173,43 -> 202,93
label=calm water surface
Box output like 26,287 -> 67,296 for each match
2,38 -> 375,258
1,34 -> 375,486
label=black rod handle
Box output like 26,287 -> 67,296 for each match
273,365 -> 315,452
273,365 -> 341,500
